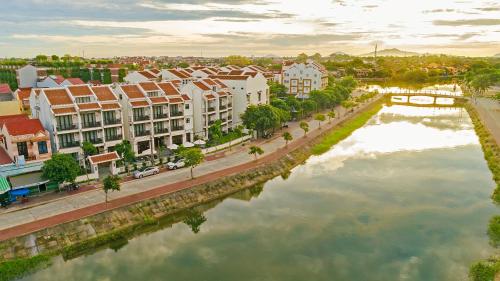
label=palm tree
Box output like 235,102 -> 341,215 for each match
300,121 -> 309,137
314,114 -> 326,128
282,132 -> 293,147
249,146 -> 264,160
327,111 -> 336,123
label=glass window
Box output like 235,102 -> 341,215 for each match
38,141 -> 48,154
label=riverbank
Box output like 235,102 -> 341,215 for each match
0,97 -> 386,280
465,102 -> 500,281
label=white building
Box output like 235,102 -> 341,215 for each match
31,85 -> 124,163
124,70 -> 159,83
208,73 -> 269,125
115,82 -> 194,156
281,60 -> 328,98
180,79 -> 233,139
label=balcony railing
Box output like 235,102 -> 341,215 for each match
86,138 -> 103,145
154,128 -> 169,134
60,141 -> 80,149
105,134 -> 123,141
154,113 -> 169,119
170,111 -> 183,117
135,130 -> 150,137
171,126 -> 184,131
104,119 -> 121,125
82,122 -> 101,129
56,124 -> 77,131
134,115 -> 150,122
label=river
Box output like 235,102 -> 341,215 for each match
21,102 -> 497,281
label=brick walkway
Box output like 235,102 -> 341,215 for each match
0,96 -> 382,241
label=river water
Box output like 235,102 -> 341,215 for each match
22,103 -> 497,281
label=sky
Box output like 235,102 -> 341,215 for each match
1,0 -> 499,58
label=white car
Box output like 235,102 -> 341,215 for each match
133,166 -> 159,179
167,159 -> 185,170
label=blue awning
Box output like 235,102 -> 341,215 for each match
9,188 -> 29,197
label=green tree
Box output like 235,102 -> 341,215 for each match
327,111 -> 336,123
118,68 -> 126,82
301,100 -> 317,116
115,140 -> 135,174
311,52 -> 322,62
183,210 -> 207,234
35,55 -> 48,64
102,69 -> 112,84
179,147 -> 204,179
42,153 -> 80,185
224,55 -> 251,66
297,53 -> 308,63
314,113 -> 326,128
248,145 -> 264,160
241,104 -> 281,138
300,121 -> 309,137
282,131 -> 293,147
51,55 -> 59,61
92,68 -> 102,82
80,68 -> 91,82
269,81 -> 287,97
103,175 -> 120,203
208,120 -> 223,145
177,62 -> 189,68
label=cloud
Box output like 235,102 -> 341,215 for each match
433,18 -> 500,26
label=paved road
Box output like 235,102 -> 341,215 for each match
474,98 -> 500,145
0,96 -> 380,236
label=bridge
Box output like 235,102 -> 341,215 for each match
382,89 -> 464,99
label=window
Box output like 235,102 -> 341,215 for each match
105,128 -> 118,140
134,124 -> 146,136
186,118 -> 190,124
83,131 -> 98,143
133,108 -> 145,120
258,92 -> 262,101
38,141 -> 48,154
17,142 -> 28,158
137,140 -> 150,154
81,113 -> 96,127
56,115 -> 73,130
185,104 -> 190,110
58,134 -> 76,148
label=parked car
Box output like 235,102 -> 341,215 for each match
133,166 -> 160,179
167,159 -> 185,170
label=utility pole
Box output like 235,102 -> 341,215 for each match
374,44 -> 378,59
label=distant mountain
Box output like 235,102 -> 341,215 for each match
494,53 -> 500,57
329,51 -> 350,57
359,48 -> 420,57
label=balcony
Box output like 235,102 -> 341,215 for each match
135,130 -> 150,137
170,111 -> 183,117
106,134 -> 123,141
228,103 -> 233,107
207,107 -> 216,112
104,119 -> 121,126
154,113 -> 169,120
60,141 -> 80,149
171,126 -> 184,131
56,124 -> 77,131
154,127 -> 169,134
220,105 -> 227,110
82,122 -> 101,129
86,138 -> 103,145
134,115 -> 150,122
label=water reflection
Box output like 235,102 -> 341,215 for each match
22,104 -> 497,281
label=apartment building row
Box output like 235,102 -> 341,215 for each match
281,60 -> 329,98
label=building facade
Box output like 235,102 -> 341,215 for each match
281,60 -> 328,98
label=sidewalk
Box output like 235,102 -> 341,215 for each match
473,98 -> 500,145
0,96 -> 381,240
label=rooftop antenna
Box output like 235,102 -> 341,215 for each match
374,44 -> 378,59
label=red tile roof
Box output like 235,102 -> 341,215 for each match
166,69 -> 191,79
228,70 -> 244,75
213,79 -> 228,88
205,94 -> 216,100
209,75 -> 250,80
101,103 -> 121,110
4,118 -> 46,136
78,103 -> 101,111
168,97 -> 183,103
44,89 -> 73,105
88,151 -> 120,165
53,75 -> 65,84
149,97 -> 168,104
65,78 -> 85,85
16,88 -> 32,101
157,82 -> 181,96
0,114 -> 29,127
121,85 -> 145,99
0,84 -> 12,94
138,71 -> 156,79
139,82 -> 160,92
130,100 -> 149,107
149,69 -> 160,75
67,85 -> 93,96
52,107 -> 77,115
181,95 -> 191,101
202,79 -> 217,86
92,86 -> 116,101
193,81 -> 210,91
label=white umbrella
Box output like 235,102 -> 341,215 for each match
167,144 -> 179,150
184,142 -> 195,148
194,139 -> 206,145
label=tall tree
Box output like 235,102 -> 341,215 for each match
314,113 -> 326,128
179,148 -> 204,179
248,145 -> 264,160
103,175 -> 120,203
42,153 -> 80,185
297,53 -> 308,63
282,131 -> 293,147
224,55 -> 251,66
300,121 -> 309,137
115,140 -> 135,174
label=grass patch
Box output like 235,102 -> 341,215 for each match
0,254 -> 52,281
311,100 -> 384,155
489,216 -> 500,247
470,258 -> 500,281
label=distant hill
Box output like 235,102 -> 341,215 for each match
359,48 -> 420,57
494,53 -> 500,57
329,51 -> 350,57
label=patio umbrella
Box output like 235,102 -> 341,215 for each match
184,142 -> 195,148
167,144 -> 179,150
194,139 -> 206,145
